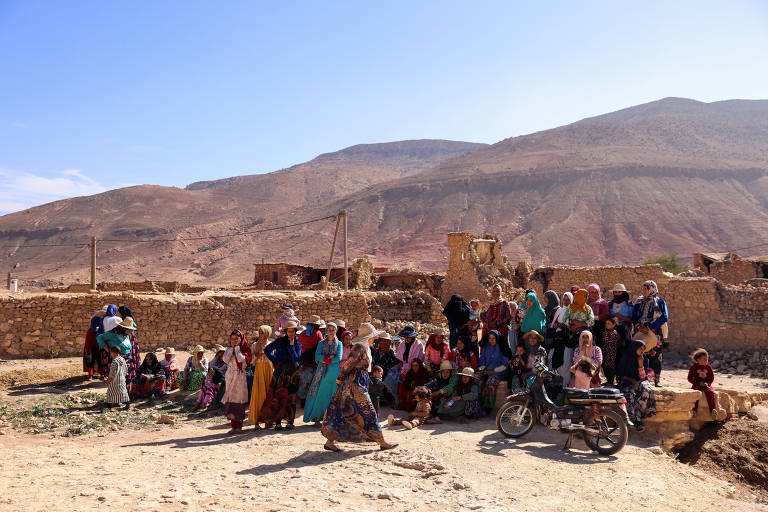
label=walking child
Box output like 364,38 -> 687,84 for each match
105,345 -> 130,409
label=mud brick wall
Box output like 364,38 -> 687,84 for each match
528,264 -> 669,299
0,290 -> 444,359
709,260 -> 762,285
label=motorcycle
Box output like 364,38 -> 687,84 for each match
496,362 -> 629,455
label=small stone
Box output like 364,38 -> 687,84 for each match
647,446 -> 664,455
377,493 -> 392,500
97,496 -> 106,502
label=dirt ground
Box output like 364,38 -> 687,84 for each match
1,356 -> 768,512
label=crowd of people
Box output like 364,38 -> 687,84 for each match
83,279 -> 722,450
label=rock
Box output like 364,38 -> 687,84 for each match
97,497 -> 106,502
156,414 -> 175,425
377,493 -> 392,500
647,446 -> 664,455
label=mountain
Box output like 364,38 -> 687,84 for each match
0,140 -> 486,286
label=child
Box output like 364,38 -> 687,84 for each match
105,346 -> 130,409
508,344 -> 527,389
196,366 -> 225,411
468,299 -> 481,344
600,316 -> 629,386
369,365 -> 386,416
387,386 -> 431,429
688,348 -> 719,421
569,358 -> 595,390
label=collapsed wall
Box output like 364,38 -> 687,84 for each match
0,290 -> 444,359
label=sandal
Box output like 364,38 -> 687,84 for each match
323,443 -> 341,452
380,443 -> 399,451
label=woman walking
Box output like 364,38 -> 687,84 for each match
303,322 -> 343,425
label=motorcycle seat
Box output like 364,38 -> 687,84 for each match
564,387 -> 622,399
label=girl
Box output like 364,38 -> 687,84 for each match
105,345 -> 129,409
248,325 -> 275,429
181,345 -> 208,391
601,316 -> 629,386
339,330 -> 354,368
321,343 -> 398,452
572,330 -> 602,387
570,358 -> 596,390
399,360 -> 430,412
303,322 -> 343,425
477,330 -> 510,411
522,330 -> 548,379
387,386 -> 432,429
688,348 -> 719,421
448,338 -> 478,371
508,344 -> 527,389
617,340 -> 657,431
221,330 -> 252,434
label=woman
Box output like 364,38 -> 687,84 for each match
263,320 -> 303,430
221,330 -> 252,434
542,291 -> 560,327
159,347 -> 180,390
96,317 -> 134,373
181,345 -> 209,391
608,283 -> 635,330
395,325 -> 425,370
398,360 -> 430,412
443,294 -> 472,350
632,280 -> 669,387
129,352 -> 166,398
477,330 -> 510,411
339,329 -> 354,368
373,333 -> 400,399
572,330 -> 603,387
83,306 -> 106,379
116,306 -> 141,383
586,284 -> 610,348
321,343 -> 398,452
448,337 -> 478,371
303,322 -> 343,425
297,315 -> 325,406
563,289 -> 595,352
617,339 -> 657,431
96,306 -> 119,376
548,292 -> 573,381
248,325 -> 275,429
480,285 -> 513,346
520,292 -> 546,340
423,331 -> 450,375
437,367 -> 480,420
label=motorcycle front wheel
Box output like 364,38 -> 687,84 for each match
496,401 -> 534,438
583,408 -> 628,455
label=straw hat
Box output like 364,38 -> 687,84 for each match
430,326 -> 449,337
213,344 -> 226,352
334,319 -> 346,329
612,283 -> 628,293
439,360 -> 453,371
376,332 -> 393,341
306,314 -> 323,326
165,347 -> 176,355
281,320 -> 305,334
193,345 -> 205,353
155,347 -> 166,354
457,367 -> 475,378
317,319 -> 327,329
352,322 -> 384,344
99,305 -> 109,314
634,330 -> 659,353
117,316 -> 137,331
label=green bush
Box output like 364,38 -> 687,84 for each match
641,253 -> 690,274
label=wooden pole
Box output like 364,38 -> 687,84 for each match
6,272 -> 10,291
90,236 -> 97,291
325,213 -> 342,290
261,257 -> 265,289
343,209 -> 348,291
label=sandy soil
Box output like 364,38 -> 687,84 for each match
2,356 -> 768,511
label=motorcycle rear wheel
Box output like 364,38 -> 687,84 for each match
496,401 -> 534,438
583,409 -> 628,455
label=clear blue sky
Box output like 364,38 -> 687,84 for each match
1,0 -> 767,213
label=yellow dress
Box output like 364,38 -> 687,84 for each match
248,341 -> 274,424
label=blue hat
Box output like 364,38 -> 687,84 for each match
397,325 -> 418,338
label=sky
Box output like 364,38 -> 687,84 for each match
1,0 -> 767,214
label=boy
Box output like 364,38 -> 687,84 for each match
105,345 -> 130,409
369,365 -> 386,415
508,345 -> 527,389
688,348 -> 719,421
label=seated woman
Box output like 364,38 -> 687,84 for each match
129,352 -> 167,398
437,367 -> 480,421
398,360 -> 430,412
159,347 -> 180,390
181,345 -> 209,391
477,330 -> 510,411
372,333 -> 401,402
617,340 -> 657,431
423,330 -> 450,376
425,360 -> 457,419
447,338 -> 478,371
196,366 -> 226,411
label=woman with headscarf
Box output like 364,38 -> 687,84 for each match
303,322 -> 343,425
448,337 -> 478,371
549,292 -> 574,381
321,343 -> 398,452
181,345 -> 209,391
424,331 -> 450,376
586,284 -> 610,348
248,325 -> 275,429
477,330 -> 510,411
632,280 -> 669,387
297,315 -> 324,406
399,360 -> 431,412
443,294 -> 472,350
221,330 -> 252,434
83,306 -> 106,379
520,292 -> 547,346
96,304 -> 118,376
543,291 -> 560,326
608,284 -> 634,331
563,288 -> 595,351
571,330 -> 603,387
115,306 -> 141,383
617,339 -> 657,431
263,321 -> 303,430
129,352 -> 166,398
480,285 -> 513,347
96,316 -> 134,377
339,329 -> 354,368
436,367 -> 481,421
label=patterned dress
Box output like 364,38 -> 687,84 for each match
321,367 -> 384,444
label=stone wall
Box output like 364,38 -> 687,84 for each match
0,290 -> 445,359
528,264 -> 669,299
709,259 -> 764,285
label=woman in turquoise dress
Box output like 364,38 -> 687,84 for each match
303,322 -> 343,425
321,343 -> 399,452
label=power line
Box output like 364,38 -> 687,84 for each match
1,242 -> 89,248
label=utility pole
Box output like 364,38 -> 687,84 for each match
325,212 -> 342,290
343,209 -> 348,291
90,236 -> 97,291
6,272 -> 10,291
261,257 -> 265,289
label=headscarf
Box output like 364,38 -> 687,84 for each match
543,290 -> 560,319
443,294 -> 471,327
253,325 -> 272,355
616,340 -> 649,382
230,330 -> 252,372
609,290 -> 630,305
521,292 -> 546,335
117,306 -> 135,321
189,352 -> 208,372
577,330 -> 595,361
561,292 -> 573,307
139,352 -> 162,375
636,280 -> 662,328
484,329 -> 512,359
340,330 -> 354,345
427,334 -> 444,350
403,360 -> 430,389
570,289 -> 590,313
89,314 -> 102,333
639,280 -> 659,300
98,304 -> 118,334
570,285 -> 580,294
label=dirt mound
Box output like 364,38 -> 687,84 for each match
675,417 -> 768,497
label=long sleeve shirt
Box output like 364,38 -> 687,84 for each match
632,297 -> 669,332
687,363 -> 714,388
264,337 -> 302,366
315,339 -> 343,365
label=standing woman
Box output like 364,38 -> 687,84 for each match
96,305 -> 118,376
321,343 -> 398,452
480,285 -> 513,347
586,284 -> 610,349
548,292 -> 573,381
221,330 -> 252,435
116,306 -> 141,383
443,294 -> 472,350
303,322 -> 343,425
83,306 -> 107,379
263,321 -> 303,430
248,325 -> 275,430
632,280 -> 669,387
608,284 -> 635,331
563,289 -> 595,350
520,292 -> 547,342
